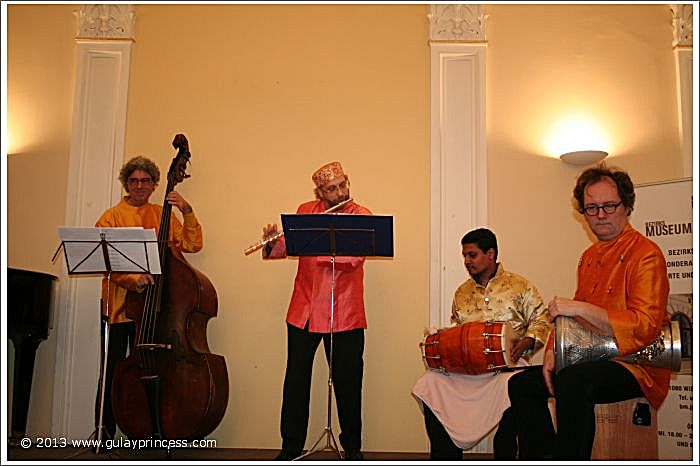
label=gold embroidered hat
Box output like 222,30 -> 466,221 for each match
312,161 -> 345,187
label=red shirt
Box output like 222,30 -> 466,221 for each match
265,199 -> 372,333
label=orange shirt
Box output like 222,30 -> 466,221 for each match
264,199 -> 372,333
96,197 -> 203,323
574,224 -> 670,408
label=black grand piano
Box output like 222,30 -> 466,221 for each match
8,267 -> 58,443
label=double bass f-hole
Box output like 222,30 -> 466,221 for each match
111,134 -> 229,443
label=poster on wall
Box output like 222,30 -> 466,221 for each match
630,178 -> 693,461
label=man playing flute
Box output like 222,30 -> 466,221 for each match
262,161 -> 371,461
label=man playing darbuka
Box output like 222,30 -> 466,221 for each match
507,164 -> 671,460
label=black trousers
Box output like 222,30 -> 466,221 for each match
422,403 -> 518,460
94,319 -> 135,440
508,360 -> 644,460
280,323 -> 364,454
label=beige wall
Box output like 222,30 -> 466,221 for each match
7,4 -> 76,438
6,3 -> 685,453
484,4 -> 683,306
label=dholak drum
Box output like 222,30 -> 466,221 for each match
420,321 -> 516,375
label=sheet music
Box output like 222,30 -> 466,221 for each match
57,227 -> 161,274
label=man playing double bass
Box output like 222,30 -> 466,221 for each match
412,228 -> 550,459
94,156 -> 203,442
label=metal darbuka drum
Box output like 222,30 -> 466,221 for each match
554,316 -> 681,373
420,321 -> 516,375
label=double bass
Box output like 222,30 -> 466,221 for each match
112,134 -> 228,440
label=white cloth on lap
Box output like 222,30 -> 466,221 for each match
412,366 -> 524,450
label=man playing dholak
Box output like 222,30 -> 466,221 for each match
507,164 -> 671,460
412,228 -> 550,459
262,161 -> 371,461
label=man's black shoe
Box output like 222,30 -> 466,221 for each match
274,449 -> 302,460
344,450 -> 364,460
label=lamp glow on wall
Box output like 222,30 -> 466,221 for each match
5,131 -> 17,157
546,115 -> 610,165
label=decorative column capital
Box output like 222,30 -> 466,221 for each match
670,4 -> 693,48
428,4 -> 487,42
75,4 -> 135,40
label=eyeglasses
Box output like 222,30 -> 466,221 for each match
580,201 -> 623,216
321,180 -> 348,193
127,177 -> 154,186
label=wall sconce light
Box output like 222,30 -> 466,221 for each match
559,150 -> 608,165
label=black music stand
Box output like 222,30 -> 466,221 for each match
55,227 -> 160,455
55,226 -> 160,275
281,213 -> 393,460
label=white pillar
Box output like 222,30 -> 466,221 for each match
428,5 -> 488,328
52,4 -> 134,439
670,5 -> 693,178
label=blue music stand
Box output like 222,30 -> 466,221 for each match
281,213 -> 393,460
281,214 -> 393,258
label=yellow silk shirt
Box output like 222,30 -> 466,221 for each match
574,223 -> 670,408
451,264 -> 551,358
95,197 -> 203,323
